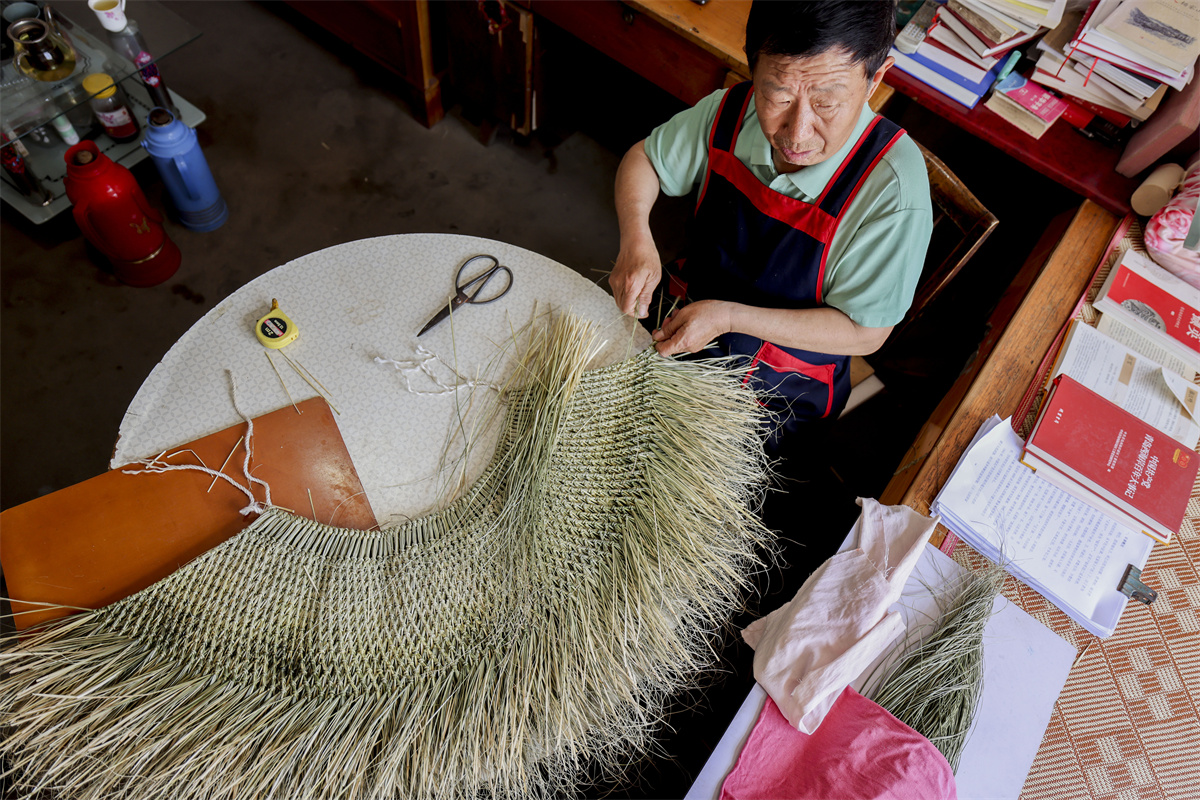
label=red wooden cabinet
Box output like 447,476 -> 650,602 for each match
444,0 -> 541,137
283,0 -> 445,127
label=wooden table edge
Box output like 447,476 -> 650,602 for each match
881,200 -> 1121,523
626,0 -> 752,76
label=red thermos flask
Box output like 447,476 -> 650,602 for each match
63,140 -> 181,286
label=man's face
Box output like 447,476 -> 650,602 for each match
753,48 -> 891,174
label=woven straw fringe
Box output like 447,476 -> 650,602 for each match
2,313 -> 772,800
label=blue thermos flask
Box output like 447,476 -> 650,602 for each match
141,107 -> 227,232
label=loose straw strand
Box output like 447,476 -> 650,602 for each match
265,351 -> 301,415
279,350 -> 340,415
207,436 -> 244,493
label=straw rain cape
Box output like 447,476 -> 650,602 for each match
1,314 -> 773,800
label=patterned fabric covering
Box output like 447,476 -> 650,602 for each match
1145,162 -> 1200,290
952,221 -> 1200,800
951,514 -> 1200,800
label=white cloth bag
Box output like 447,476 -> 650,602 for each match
742,498 -> 937,733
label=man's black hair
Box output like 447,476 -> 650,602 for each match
745,0 -> 897,77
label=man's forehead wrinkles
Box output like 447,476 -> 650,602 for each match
759,79 -> 849,94
761,65 -> 860,89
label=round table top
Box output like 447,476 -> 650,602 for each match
114,233 -> 651,523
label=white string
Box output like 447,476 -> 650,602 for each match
122,370 -> 273,516
375,346 -> 499,395
123,456 -> 262,513
227,369 -> 272,512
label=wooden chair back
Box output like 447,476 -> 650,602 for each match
892,143 -> 999,344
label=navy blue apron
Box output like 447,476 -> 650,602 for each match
670,81 -> 904,443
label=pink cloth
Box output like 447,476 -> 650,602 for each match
719,687 -> 957,800
1146,162 -> 1200,289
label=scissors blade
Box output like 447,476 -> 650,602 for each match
417,302 -> 452,337
417,294 -> 468,337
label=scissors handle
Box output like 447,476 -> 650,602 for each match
416,254 -> 515,337
456,254 -> 513,305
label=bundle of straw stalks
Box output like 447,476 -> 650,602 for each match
868,563 -> 1007,772
1,313 -> 772,800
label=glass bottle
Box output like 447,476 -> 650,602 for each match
88,0 -> 177,115
6,17 -> 75,81
50,83 -> 102,141
1,129 -> 54,205
82,73 -> 140,143
48,111 -> 80,145
34,90 -> 82,145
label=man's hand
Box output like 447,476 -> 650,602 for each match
613,140 -> 665,318
652,300 -> 734,356
652,300 -> 892,357
611,235 -> 662,318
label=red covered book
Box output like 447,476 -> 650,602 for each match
1023,374 -> 1198,544
1064,97 -> 1132,128
1094,249 -> 1200,371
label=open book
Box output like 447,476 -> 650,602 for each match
1094,248 -> 1200,372
1047,319 -> 1199,446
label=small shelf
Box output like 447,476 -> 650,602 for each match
1,0 -> 205,223
2,0 -> 201,143
1,84 -> 206,225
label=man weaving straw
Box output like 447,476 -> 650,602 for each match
611,0 -> 932,461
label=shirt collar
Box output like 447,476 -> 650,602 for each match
748,102 -> 876,199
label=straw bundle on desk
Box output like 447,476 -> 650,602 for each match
1,313 -> 771,800
870,562 -> 1006,772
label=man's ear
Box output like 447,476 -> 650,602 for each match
867,56 -> 894,98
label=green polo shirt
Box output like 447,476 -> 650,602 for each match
644,89 -> 932,329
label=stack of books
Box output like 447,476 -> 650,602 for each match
1024,248 -> 1200,545
1030,1 -> 1199,134
932,247 -> 1200,638
1068,0 -> 1195,91
889,0 -> 1068,108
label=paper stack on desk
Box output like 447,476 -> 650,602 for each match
932,415 -> 1154,638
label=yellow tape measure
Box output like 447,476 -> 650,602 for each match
255,299 -> 300,349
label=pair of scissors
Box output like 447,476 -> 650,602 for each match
417,254 -> 514,337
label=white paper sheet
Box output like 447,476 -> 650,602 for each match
684,686 -> 767,800
932,417 -> 1154,638
952,591 -> 1075,799
1161,367 -> 1200,425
